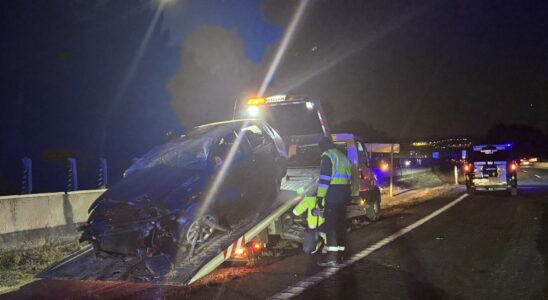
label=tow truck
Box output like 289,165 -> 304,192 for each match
39,94 -> 380,285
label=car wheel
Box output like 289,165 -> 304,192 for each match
185,213 -> 218,244
365,189 -> 381,222
510,187 -> 518,196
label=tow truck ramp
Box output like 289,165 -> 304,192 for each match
38,168 -> 319,286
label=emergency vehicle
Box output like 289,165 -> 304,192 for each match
464,144 -> 518,195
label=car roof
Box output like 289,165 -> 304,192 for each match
194,119 -> 260,130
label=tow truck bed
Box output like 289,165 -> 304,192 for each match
38,168 -> 319,286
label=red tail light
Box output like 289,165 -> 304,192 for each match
252,242 -> 263,251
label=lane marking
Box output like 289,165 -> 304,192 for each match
522,170 -> 528,173
535,174 -> 542,179
268,193 -> 469,299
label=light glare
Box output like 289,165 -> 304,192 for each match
247,106 -> 260,117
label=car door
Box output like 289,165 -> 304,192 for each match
240,123 -> 276,201
208,129 -> 252,218
357,140 -> 376,189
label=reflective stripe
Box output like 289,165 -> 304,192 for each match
326,246 -> 339,252
318,183 -> 329,189
319,179 -> 330,185
319,175 -> 332,181
335,174 -> 351,179
322,149 -> 352,185
337,246 -> 345,251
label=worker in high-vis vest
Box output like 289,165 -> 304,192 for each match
292,196 -> 326,254
316,136 -> 352,266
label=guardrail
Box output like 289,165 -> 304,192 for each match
0,189 -> 105,251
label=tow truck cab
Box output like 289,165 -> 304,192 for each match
464,144 -> 518,195
246,94 -> 330,168
245,96 -> 381,221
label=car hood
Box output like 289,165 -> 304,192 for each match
88,164 -> 211,222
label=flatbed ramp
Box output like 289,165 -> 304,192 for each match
38,168 -> 318,286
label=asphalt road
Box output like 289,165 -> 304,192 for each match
3,167 -> 548,299
294,166 -> 548,299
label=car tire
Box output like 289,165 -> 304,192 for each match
185,213 -> 219,245
365,189 -> 381,222
510,187 -> 518,196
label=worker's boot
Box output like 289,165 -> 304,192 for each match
318,251 -> 338,267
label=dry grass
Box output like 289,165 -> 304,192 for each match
0,242 -> 80,288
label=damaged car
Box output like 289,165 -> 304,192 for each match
79,119 -> 288,263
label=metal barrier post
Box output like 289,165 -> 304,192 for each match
21,157 -> 33,194
98,158 -> 108,188
66,157 -> 78,192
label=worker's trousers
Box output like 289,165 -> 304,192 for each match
324,184 -> 351,252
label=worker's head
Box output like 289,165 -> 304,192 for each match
318,136 -> 335,152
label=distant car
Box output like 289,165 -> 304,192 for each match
519,158 -> 530,166
332,133 -> 381,221
519,157 -> 537,167
80,119 -> 288,262
464,144 -> 518,195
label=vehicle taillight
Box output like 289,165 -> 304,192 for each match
234,247 -> 246,256
252,242 -> 263,252
510,163 -> 517,171
464,164 -> 470,172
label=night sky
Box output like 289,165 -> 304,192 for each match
0,0 -> 546,193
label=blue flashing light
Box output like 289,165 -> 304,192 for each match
333,133 -> 354,140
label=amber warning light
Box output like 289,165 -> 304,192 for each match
247,98 -> 265,106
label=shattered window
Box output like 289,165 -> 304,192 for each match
242,125 -> 265,149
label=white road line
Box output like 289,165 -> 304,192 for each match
535,174 -> 542,179
522,170 -> 528,173
268,193 -> 469,300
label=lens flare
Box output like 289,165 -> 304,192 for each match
276,5 -> 431,93
196,121 -> 250,219
247,106 -> 260,117
99,2 -> 166,154
257,0 -> 309,97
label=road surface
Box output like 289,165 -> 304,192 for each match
2,167 -> 548,299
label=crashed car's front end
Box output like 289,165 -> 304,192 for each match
80,128 -> 217,260
80,165 -> 209,259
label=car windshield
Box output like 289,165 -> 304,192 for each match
124,125 -> 224,175
471,148 -> 510,161
261,103 -> 323,137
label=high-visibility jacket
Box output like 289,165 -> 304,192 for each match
317,148 -> 352,198
292,196 -> 325,229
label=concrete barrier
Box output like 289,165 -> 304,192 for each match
0,189 -> 105,251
